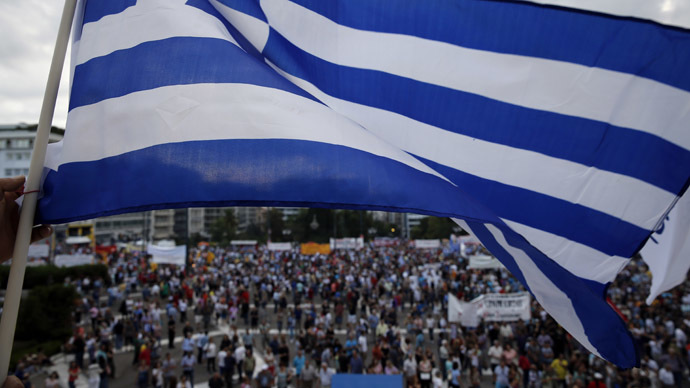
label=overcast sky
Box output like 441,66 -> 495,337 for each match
0,0 -> 70,128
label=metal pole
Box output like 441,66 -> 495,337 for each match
333,210 -> 337,251
0,0 -> 77,379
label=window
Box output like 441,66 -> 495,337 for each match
0,141 -> 6,149
10,139 -> 30,149
15,153 -> 22,160
8,169 -> 26,176
6,153 -> 12,161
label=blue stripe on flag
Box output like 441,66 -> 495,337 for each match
82,0 -> 137,24
467,220 -> 638,368
263,29 -> 690,194
185,0 -> 265,60
422,158 -> 648,258
291,0 -> 690,92
69,37 -> 316,110
38,139 -> 500,225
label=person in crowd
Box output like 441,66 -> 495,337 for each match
208,372 -> 224,388
318,362 -> 336,388
181,351 -> 195,385
44,372 -> 60,388
0,174 -> 684,388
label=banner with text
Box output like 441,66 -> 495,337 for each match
474,293 -> 531,322
268,242 -> 292,251
449,292 -> 530,326
330,237 -> 364,250
300,243 -> 331,255
467,254 -> 505,270
414,239 -> 441,249
148,245 -> 187,266
373,237 -> 400,247
54,254 -> 94,267
28,243 -> 50,258
231,240 -> 257,246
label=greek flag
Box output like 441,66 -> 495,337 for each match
39,0 -> 690,367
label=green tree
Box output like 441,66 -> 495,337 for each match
209,209 -> 238,245
286,208 -> 389,242
16,284 -> 78,342
265,208 -> 286,242
410,216 -> 457,239
237,222 -> 265,242
287,208 -> 334,243
336,210 -> 374,237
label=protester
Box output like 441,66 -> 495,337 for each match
0,191 -> 682,388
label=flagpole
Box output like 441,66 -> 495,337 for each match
0,0 -> 76,380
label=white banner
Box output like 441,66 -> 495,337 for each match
148,245 -> 187,265
267,242 -> 292,251
414,239 -> 441,249
231,240 -> 257,246
28,243 -> 50,258
373,237 -> 399,247
54,254 -> 93,267
448,294 -> 480,327
467,254 -> 505,270
330,237 -> 364,250
474,293 -> 531,322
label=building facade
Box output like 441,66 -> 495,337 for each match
0,124 -> 63,178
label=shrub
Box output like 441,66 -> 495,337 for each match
0,264 -> 110,289
15,284 -> 79,342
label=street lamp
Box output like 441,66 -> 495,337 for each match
310,215 -> 319,230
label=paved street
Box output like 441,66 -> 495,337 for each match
29,293 -> 494,388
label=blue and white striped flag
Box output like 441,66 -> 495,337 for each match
39,0 -> 690,367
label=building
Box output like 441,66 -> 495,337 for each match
232,206 -> 261,232
92,209 -> 175,244
405,213 -> 427,238
172,207 -> 236,241
151,209 -> 175,240
0,124 -> 63,178
93,212 -> 147,244
275,207 -> 301,221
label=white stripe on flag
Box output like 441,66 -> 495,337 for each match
515,0 -> 690,30
502,219 -> 629,283
454,218 -> 602,358
76,0 -> 239,66
210,0 -> 269,52
267,61 -> 675,232
259,0 -> 690,151
48,83 -> 450,184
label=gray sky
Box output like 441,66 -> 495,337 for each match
0,0 -> 70,128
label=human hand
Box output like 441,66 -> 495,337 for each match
2,376 -> 22,388
0,176 -> 53,262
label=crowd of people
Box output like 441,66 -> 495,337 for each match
15,239 -> 690,388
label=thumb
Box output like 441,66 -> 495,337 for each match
30,225 -> 53,243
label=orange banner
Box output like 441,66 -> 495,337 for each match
300,242 -> 331,255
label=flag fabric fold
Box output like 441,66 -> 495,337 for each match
641,190 -> 690,305
38,0 -> 690,368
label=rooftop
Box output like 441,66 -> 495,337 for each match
0,123 -> 65,136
